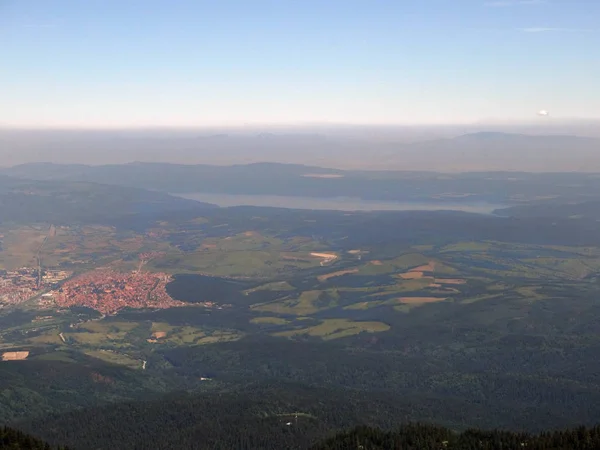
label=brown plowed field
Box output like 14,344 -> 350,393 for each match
437,278 -> 466,285
2,351 -> 29,361
399,272 -> 429,279
318,269 -> 359,282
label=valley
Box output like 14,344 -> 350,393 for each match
3,1 -> 599,445
2,171 -> 600,447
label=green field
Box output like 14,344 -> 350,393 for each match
84,349 -> 142,369
274,319 -> 390,340
252,290 -> 339,315
441,241 -> 493,252
250,317 -> 290,325
244,281 -> 295,294
32,351 -> 77,363
343,300 -> 384,310
5,216 -> 600,386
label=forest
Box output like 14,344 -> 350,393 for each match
0,425 -> 67,449
314,424 -> 600,450
13,391 -> 600,450
3,169 -> 600,448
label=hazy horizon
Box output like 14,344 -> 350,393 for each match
1,122 -> 599,171
2,1 -> 599,171
2,117 -> 600,131
2,1 -> 599,128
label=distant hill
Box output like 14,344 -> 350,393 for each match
5,161 -> 600,206
381,132 -> 600,172
495,199 -> 600,220
0,174 -> 215,227
1,128 -> 598,171
2,161 -> 341,183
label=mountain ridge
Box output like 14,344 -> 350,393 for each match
2,129 -> 599,170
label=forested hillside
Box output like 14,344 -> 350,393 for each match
17,384 -> 447,450
16,398 -> 600,450
314,424 -> 600,450
16,381 -> 600,450
0,425 -> 66,449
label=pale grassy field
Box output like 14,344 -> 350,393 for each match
274,318 -> 390,341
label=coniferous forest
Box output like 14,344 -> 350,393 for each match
4,166 -> 600,449
314,424 -> 600,450
0,426 -> 68,450
4,0 -> 600,445
9,418 -> 600,450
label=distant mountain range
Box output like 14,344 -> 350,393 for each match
1,129 -> 599,171
0,174 -> 215,226
5,158 -> 600,207
389,132 -> 599,172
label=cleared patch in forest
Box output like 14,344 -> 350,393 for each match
436,278 -> 466,285
317,269 -> 359,282
397,297 -> 447,304
84,350 -> 141,369
2,351 -> 29,361
252,290 -> 338,316
244,281 -> 295,294
398,272 -> 430,280
274,319 -> 389,340
251,317 -> 289,325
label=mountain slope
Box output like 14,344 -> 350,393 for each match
18,382 -> 600,450
1,128 -> 599,171
12,383 -> 528,450
383,132 -> 600,172
313,424 -> 600,450
0,426 -> 66,450
5,158 -> 600,205
0,175 -> 215,226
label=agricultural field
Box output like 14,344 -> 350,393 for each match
5,176 -> 600,437
250,317 -> 290,325
4,214 -> 600,373
0,226 -> 49,269
274,318 -> 390,340
83,349 -> 142,369
252,290 -> 339,315
17,315 -> 244,370
244,281 -> 295,294
145,233 -> 335,277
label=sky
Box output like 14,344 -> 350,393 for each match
0,0 -> 599,128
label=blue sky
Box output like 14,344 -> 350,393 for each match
1,0 -> 598,127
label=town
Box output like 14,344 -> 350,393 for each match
0,264 -> 231,314
54,269 -> 185,315
0,268 -> 72,306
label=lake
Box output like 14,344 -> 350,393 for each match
174,192 -> 505,214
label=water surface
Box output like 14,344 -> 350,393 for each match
175,192 -> 504,214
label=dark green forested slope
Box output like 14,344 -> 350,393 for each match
313,424 -> 600,450
0,175 -> 213,227
17,404 -> 600,450
19,384 -> 465,450
0,425 -> 66,449
0,356 -> 185,423
17,382 -> 600,450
